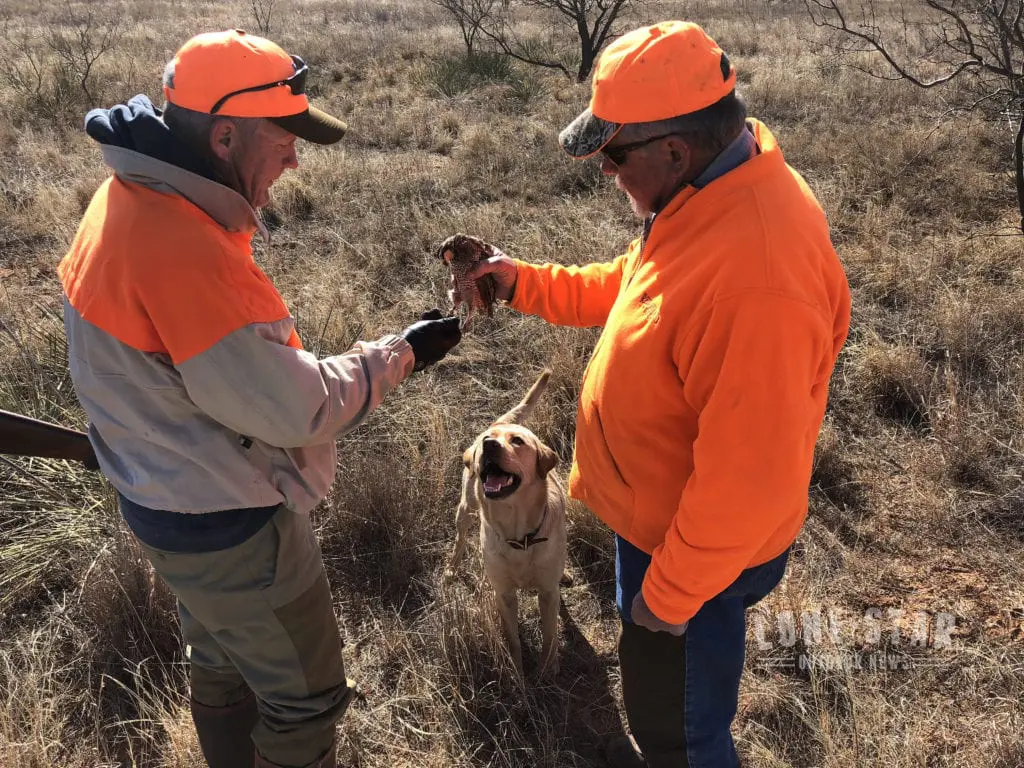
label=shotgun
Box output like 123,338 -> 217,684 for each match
0,408 -> 100,470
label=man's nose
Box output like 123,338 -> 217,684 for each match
284,146 -> 299,170
599,155 -> 618,176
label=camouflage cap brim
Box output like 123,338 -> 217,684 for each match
558,108 -> 622,160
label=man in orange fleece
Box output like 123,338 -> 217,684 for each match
455,21 -> 851,768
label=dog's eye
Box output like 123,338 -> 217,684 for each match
509,436 -> 525,446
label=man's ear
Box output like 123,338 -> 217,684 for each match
209,118 -> 236,162
665,135 -> 693,175
536,444 -> 558,477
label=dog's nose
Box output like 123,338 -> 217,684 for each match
482,437 -> 501,453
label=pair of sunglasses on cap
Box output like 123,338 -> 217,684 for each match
210,54 -> 308,115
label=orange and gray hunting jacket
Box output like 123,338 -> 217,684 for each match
58,96 -> 414,518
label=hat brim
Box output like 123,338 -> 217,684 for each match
269,106 -> 347,145
558,108 -> 623,159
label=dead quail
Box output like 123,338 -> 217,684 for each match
436,233 -> 498,328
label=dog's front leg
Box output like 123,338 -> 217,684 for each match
445,470 -> 476,580
538,587 -> 560,677
494,588 -> 524,677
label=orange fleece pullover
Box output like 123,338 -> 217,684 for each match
510,120 -> 851,624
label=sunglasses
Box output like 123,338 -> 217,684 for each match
210,54 -> 308,115
601,132 -> 678,166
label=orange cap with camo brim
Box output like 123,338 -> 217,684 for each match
559,21 -> 736,159
163,29 -> 347,145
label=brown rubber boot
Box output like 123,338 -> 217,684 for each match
618,620 -> 690,768
254,741 -> 337,767
190,694 -> 259,768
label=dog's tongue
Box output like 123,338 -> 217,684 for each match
484,472 -> 511,494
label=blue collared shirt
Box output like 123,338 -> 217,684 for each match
692,124 -> 759,189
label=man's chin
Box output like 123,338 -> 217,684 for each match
628,195 -> 652,218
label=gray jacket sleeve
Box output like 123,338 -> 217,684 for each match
177,318 -> 415,448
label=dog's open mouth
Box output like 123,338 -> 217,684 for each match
481,460 -> 521,499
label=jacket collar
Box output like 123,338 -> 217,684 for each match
99,144 -> 269,242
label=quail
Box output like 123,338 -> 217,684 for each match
436,233 -> 498,328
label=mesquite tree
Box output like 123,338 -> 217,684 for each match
429,0 -> 505,55
806,0 -> 1024,232
433,0 -> 640,81
511,0 -> 635,82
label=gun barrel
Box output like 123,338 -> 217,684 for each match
0,409 -> 99,469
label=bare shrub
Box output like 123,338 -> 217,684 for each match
0,1 -> 127,124
251,0 -> 275,36
487,0 -> 640,81
431,0 -> 641,81
47,5 -> 126,105
429,0 -> 504,55
806,0 -> 1024,231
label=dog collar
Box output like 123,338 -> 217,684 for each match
506,504 -> 548,551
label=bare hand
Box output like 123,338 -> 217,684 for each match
630,592 -> 688,636
448,248 -> 519,307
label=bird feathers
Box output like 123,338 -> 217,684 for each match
436,233 -> 499,326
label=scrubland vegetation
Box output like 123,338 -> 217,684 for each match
1,0 -> 1023,765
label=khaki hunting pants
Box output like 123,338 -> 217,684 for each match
136,506 -> 354,767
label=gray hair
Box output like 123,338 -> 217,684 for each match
161,59 -> 263,150
621,91 -> 748,158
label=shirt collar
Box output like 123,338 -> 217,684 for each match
692,124 -> 759,190
645,124 -> 759,229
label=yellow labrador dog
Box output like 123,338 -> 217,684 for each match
447,369 -> 567,677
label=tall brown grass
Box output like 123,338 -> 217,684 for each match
2,0 -> 1024,765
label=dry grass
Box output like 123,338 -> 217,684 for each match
2,0 -> 1024,766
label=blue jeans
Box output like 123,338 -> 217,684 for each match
615,535 -> 790,768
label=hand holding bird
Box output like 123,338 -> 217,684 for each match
435,233 -> 507,328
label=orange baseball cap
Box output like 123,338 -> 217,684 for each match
559,21 -> 736,159
163,29 -> 346,145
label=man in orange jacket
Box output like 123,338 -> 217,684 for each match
60,30 -> 461,768
456,21 -> 851,768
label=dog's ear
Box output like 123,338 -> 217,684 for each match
536,443 -> 558,477
463,446 -> 475,470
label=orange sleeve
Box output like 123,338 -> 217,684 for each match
508,243 -> 637,327
641,291 -> 831,624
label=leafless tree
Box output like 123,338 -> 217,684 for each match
429,0 -> 505,56
251,0 -> 275,36
1,29 -> 47,100
482,0 -> 638,82
47,5 -> 125,105
1,3 -> 125,117
805,0 -> 1024,232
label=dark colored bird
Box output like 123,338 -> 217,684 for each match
436,233 -> 498,328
